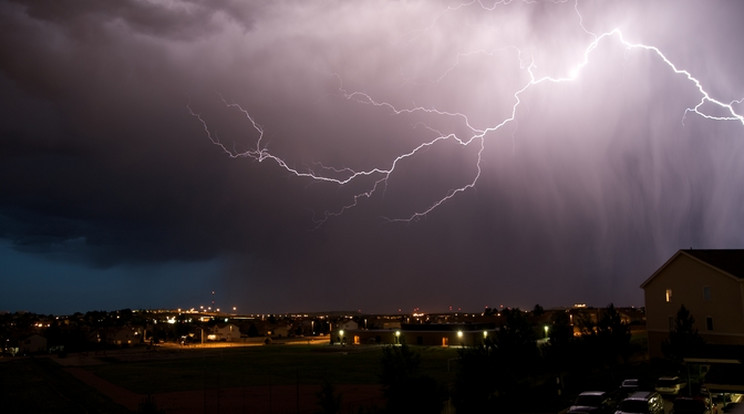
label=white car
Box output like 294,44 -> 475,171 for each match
620,379 -> 641,395
655,376 -> 685,396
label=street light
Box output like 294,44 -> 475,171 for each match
544,325 -> 549,338
457,330 -> 464,348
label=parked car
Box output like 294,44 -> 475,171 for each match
568,391 -> 616,414
656,376 -> 686,396
620,379 -> 641,395
615,391 -> 664,414
714,392 -> 742,412
672,396 -> 714,414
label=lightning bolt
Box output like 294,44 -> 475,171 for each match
191,0 -> 744,225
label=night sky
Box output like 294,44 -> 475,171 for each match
2,0 -> 743,315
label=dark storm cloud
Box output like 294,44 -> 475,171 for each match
9,0 -> 260,40
1,0 -> 743,313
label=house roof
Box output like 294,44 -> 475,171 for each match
682,249 -> 744,279
641,249 -> 744,288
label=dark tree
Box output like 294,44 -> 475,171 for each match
316,380 -> 342,414
454,308 -> 543,413
379,344 -> 445,414
543,310 -> 576,373
548,310 -> 574,350
453,346 -> 498,413
496,308 -> 538,359
662,304 -> 705,362
596,304 -> 632,363
492,308 -> 540,410
573,304 -> 631,371
532,304 -> 545,316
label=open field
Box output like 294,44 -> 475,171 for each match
3,343 -> 461,413
82,343 -> 459,392
4,340 -> 667,413
0,356 -> 131,413
93,344 -> 402,392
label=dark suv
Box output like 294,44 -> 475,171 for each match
568,391 -> 616,414
672,396 -> 714,414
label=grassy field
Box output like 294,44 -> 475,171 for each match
87,344 -> 461,395
0,356 -> 130,414
1,344 -> 459,413
2,341 -> 664,413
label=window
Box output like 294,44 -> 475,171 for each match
665,289 -> 672,303
703,286 -> 711,302
706,317 -> 714,331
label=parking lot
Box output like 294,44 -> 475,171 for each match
564,386 -> 741,414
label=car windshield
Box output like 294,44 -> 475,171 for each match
619,399 -> 649,413
574,395 -> 603,406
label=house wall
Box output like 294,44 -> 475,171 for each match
213,324 -> 241,341
338,320 -> 359,331
21,335 -> 47,354
644,253 -> 744,357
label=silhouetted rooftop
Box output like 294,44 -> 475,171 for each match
683,249 -> 744,279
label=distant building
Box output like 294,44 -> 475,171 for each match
270,323 -> 292,338
641,249 -> 744,358
339,323 -> 497,347
210,323 -> 241,341
337,320 -> 359,332
562,306 -> 645,336
110,326 -> 142,346
20,334 -> 47,354
381,320 -> 401,330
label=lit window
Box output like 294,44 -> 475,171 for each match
706,317 -> 714,331
665,289 -> 672,303
703,286 -> 711,302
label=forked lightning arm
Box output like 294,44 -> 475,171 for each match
190,0 -> 743,224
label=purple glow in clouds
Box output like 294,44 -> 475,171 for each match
1,0 -> 743,314
191,1 -> 743,223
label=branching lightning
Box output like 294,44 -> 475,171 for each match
190,0 -> 744,225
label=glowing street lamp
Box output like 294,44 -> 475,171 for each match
457,330 -> 464,347
544,325 -> 549,338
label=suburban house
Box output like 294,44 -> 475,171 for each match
641,249 -> 744,358
20,334 -> 47,354
336,319 -> 359,332
110,326 -> 143,346
210,323 -> 241,341
270,323 -> 292,338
